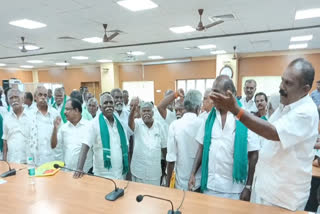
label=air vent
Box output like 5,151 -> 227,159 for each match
57,36 -> 77,40
209,14 -> 235,22
250,40 -> 271,49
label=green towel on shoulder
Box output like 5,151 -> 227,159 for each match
52,95 -> 67,123
201,99 -> 248,192
99,113 -> 128,175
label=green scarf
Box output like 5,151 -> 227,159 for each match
50,96 -> 54,105
7,105 -> 10,112
0,114 -> 3,152
261,115 -> 267,121
201,100 -> 248,192
53,95 -> 67,123
99,113 -> 128,175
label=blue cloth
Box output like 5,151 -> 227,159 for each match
311,90 -> 320,107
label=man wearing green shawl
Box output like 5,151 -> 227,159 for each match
52,88 -> 67,123
74,93 -> 129,180
188,75 -> 260,200
210,58 -> 318,211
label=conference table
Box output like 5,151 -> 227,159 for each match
0,163 -> 307,214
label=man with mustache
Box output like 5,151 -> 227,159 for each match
210,58 -> 319,211
2,89 -> 31,164
253,92 -> 268,119
111,88 -> 129,124
29,86 -> 60,166
51,99 -> 93,173
70,90 -> 93,121
129,101 -> 167,186
240,79 -> 258,113
74,93 -> 129,179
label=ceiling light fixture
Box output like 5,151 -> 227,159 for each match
290,35 -> 313,42
210,50 -> 226,55
72,56 -> 88,60
148,56 -> 163,60
97,59 -> 113,63
0,63 -> 6,67
9,19 -> 47,29
117,0 -> 158,12
288,43 -> 308,49
56,62 -> 70,66
295,8 -> 320,20
20,65 -> 34,69
169,26 -> 196,34
82,37 -> 103,43
128,51 -> 145,56
197,44 -> 216,49
27,60 -> 43,64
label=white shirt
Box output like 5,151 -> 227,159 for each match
0,106 -> 8,118
166,109 -> 176,126
131,118 -> 167,180
31,107 -> 60,166
23,102 -> 37,113
56,118 -> 93,173
88,115 -> 128,179
196,109 -> 260,193
253,95 -> 319,211
198,111 -> 209,121
166,113 -> 202,190
240,97 -> 258,113
2,109 -> 31,163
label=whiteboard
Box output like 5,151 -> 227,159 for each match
241,76 -> 281,97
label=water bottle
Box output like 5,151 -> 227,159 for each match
28,157 -> 36,185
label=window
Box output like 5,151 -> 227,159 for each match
122,81 -> 155,102
176,78 -> 215,96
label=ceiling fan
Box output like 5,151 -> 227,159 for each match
102,24 -> 121,42
196,9 -> 224,31
18,36 -> 41,52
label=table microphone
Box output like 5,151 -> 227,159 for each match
53,164 -> 124,201
136,194 -> 182,214
0,160 -> 16,178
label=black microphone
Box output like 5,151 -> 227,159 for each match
136,194 -> 181,214
54,164 -> 124,201
0,160 -> 16,178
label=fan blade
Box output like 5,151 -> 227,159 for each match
107,32 -> 119,41
103,34 -> 108,42
204,19 -> 224,29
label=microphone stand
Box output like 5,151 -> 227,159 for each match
54,164 -> 124,201
0,160 -> 16,178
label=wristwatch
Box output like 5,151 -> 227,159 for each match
245,185 -> 252,191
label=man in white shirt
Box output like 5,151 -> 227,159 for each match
210,58 -> 319,211
199,88 -> 214,120
3,89 -> 31,164
240,79 -> 258,113
29,86 -> 60,166
129,102 -> 167,186
166,89 -> 202,190
47,89 -> 55,106
23,92 -> 37,112
111,88 -> 129,125
189,76 -> 260,200
73,93 -> 129,180
87,97 -> 100,119
52,88 -> 65,115
123,90 -> 130,112
51,98 -> 93,173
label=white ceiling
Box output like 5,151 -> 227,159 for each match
0,0 -> 320,68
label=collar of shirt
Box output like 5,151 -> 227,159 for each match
278,94 -> 309,112
36,106 -> 55,116
10,108 -> 28,119
66,117 -> 87,128
182,112 -> 197,120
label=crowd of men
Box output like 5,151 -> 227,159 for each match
0,58 -> 319,212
